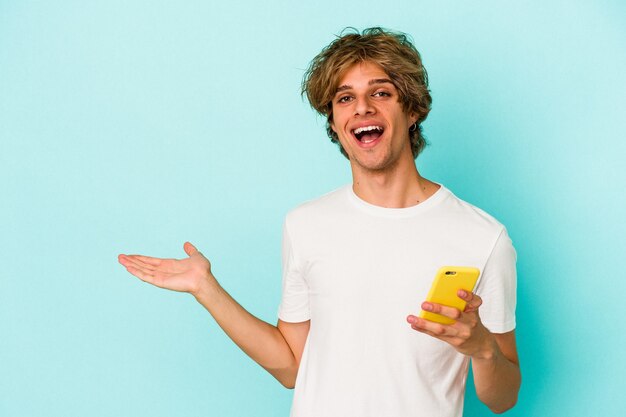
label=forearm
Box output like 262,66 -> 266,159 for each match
193,276 -> 298,388
471,334 -> 521,414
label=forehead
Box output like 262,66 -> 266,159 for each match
335,61 -> 392,91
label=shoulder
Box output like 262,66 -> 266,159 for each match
437,186 -> 506,236
285,185 -> 351,227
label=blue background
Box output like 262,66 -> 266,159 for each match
1,1 -> 625,416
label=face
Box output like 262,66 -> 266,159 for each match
330,61 -> 418,173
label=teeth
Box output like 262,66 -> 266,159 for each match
353,125 -> 383,135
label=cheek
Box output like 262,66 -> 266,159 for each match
330,106 -> 351,130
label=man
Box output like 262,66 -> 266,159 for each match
119,27 -> 520,416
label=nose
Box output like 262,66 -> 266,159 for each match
354,95 -> 375,116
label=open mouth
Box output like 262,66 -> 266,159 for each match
352,125 -> 384,144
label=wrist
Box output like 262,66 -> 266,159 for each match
191,271 -> 219,302
471,330 -> 499,362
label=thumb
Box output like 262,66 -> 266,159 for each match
183,241 -> 198,257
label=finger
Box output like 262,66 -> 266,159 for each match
183,241 -> 198,257
121,258 -> 159,277
124,264 -> 157,284
407,315 -> 456,337
412,325 -> 460,345
421,302 -> 462,321
125,264 -> 174,289
119,255 -> 171,280
119,255 -> 157,272
457,290 -> 482,312
411,324 -> 439,337
122,254 -> 163,267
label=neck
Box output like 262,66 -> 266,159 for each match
351,155 -> 439,208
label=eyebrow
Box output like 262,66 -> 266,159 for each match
335,78 -> 395,94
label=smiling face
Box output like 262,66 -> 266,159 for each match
330,61 -> 418,174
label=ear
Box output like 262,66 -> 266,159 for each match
329,114 -> 337,133
409,112 -> 419,127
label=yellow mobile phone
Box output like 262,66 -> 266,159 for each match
419,266 -> 480,325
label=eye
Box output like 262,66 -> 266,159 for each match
373,91 -> 391,98
337,95 -> 353,103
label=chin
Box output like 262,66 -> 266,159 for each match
352,155 -> 395,172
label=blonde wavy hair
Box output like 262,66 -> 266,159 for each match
302,27 -> 432,159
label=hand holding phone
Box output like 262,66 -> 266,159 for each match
419,266 -> 480,325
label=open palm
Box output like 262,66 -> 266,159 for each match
118,242 -> 211,295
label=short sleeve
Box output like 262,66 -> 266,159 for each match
277,220 -> 311,322
475,228 -> 517,333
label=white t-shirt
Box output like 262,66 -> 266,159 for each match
278,184 -> 517,417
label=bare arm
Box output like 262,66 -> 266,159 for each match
407,290 -> 520,413
471,330 -> 520,413
118,242 -> 310,388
